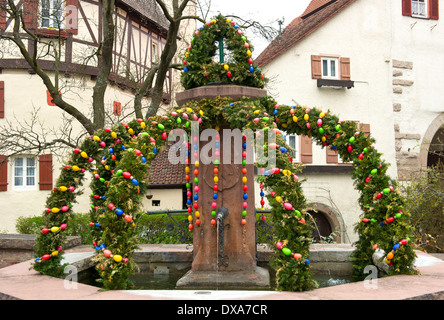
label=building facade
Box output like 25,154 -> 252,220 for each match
256,0 -> 444,243
0,0 -> 196,232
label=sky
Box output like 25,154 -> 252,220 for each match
201,0 -> 312,56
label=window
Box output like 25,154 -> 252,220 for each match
13,156 -> 36,189
152,41 -> 159,63
402,0 -> 439,19
285,133 -> 299,162
40,0 -> 63,29
412,0 -> 427,17
321,57 -> 339,79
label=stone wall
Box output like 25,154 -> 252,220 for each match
392,59 -> 422,181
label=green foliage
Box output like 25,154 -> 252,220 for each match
136,213 -> 191,244
402,163 -> 444,253
16,214 -> 93,245
181,14 -> 266,89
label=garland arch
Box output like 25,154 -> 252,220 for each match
33,16 -> 417,291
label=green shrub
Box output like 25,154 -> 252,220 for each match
135,212 -> 192,244
402,163 -> 444,253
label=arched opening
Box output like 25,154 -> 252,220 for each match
309,209 -> 332,242
427,126 -> 444,168
307,203 -> 344,243
419,113 -> 444,171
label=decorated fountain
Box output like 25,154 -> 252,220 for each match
32,15 -> 417,292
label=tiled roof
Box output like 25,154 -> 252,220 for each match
118,0 -> 170,32
256,0 -> 357,67
148,144 -> 186,187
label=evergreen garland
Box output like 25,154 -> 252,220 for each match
181,14 -> 266,89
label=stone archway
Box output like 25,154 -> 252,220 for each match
308,203 -> 345,243
419,113 -> 444,170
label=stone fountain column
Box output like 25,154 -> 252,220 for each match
175,85 -> 270,289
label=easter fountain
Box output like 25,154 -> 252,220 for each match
32,15 -> 416,293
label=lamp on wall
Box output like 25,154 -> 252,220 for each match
146,189 -> 153,200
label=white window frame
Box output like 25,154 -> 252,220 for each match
152,40 -> 159,63
321,57 -> 339,80
39,0 -> 64,30
284,133 -> 300,163
12,156 -> 37,190
412,0 -> 427,18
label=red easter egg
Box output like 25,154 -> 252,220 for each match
42,228 -> 49,234
122,172 -> 131,179
42,254 -> 51,260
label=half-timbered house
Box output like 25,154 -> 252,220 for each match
0,0 -> 196,232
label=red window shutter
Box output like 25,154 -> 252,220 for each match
361,123 -> 371,138
23,0 -> 38,30
300,136 -> 313,163
0,155 -> 8,191
311,55 -> 322,79
429,0 -> 439,20
0,81 -> 4,118
66,0 -> 79,35
326,147 -> 338,164
402,0 -> 412,16
0,0 -> 6,30
113,101 -> 122,116
340,57 -> 351,80
47,90 -> 62,106
39,154 -> 53,190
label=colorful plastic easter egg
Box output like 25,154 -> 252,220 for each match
276,241 -> 283,250
371,169 -> 378,175
383,188 -> 391,194
283,202 -> 293,211
293,253 -> 302,260
282,248 -> 291,256
103,249 -> 112,257
113,255 -> 123,262
125,215 -> 133,223
122,172 -> 131,179
42,254 -> 51,260
292,116 -> 298,122
50,226 -> 59,233
387,252 -> 394,260
42,228 -> 49,234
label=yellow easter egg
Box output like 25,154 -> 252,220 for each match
113,255 -> 122,262
72,165 -> 80,171
51,207 -> 60,214
59,186 -> 67,192
276,196 -> 283,203
93,135 -> 100,141
293,116 -> 298,122
194,161 -> 199,167
195,211 -> 200,218
80,151 -> 88,158
319,112 -> 325,118
188,215 -> 193,222
140,122 -> 146,129
185,166 -> 190,173
304,114 -> 309,121
282,123 -> 288,128
186,108 -> 193,112
247,50 -> 252,56
214,176 -> 219,183
282,169 -> 288,175
224,64 -> 229,70
111,132 -> 117,139
242,176 -> 247,183
199,110 -> 204,116
321,136 -> 327,142
51,226 -> 60,233
52,250 -> 59,256
128,128 -> 134,135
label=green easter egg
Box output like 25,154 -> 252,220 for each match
157,123 -> 165,130
371,169 -> 378,175
282,248 -> 291,256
